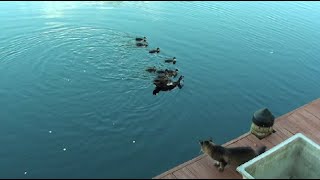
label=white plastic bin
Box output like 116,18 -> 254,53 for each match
237,133 -> 320,179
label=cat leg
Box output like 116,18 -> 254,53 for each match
214,161 -> 220,167
218,160 -> 227,172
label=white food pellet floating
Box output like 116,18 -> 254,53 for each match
132,140 -> 136,143
49,131 -> 52,134
63,148 -> 67,151
24,171 -> 27,175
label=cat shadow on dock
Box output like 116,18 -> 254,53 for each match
199,138 -> 266,172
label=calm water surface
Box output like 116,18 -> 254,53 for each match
1,1 -> 320,178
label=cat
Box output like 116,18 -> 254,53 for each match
199,138 -> 266,172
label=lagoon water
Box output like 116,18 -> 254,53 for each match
1,1 -> 320,178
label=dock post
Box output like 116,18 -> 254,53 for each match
250,108 -> 275,139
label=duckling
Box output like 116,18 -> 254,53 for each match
136,37 -> 146,41
164,57 -> 176,64
149,48 -> 160,54
153,76 -> 184,95
153,75 -> 171,86
165,69 -> 179,77
146,66 -> 157,73
156,69 -> 166,74
155,69 -> 179,77
136,42 -> 148,47
156,69 -> 178,77
156,74 -> 167,78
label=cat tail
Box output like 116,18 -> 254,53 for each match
256,146 -> 267,155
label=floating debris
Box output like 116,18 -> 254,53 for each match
132,140 -> 136,144
49,130 -> 52,134
64,78 -> 71,82
24,171 -> 27,175
63,148 -> 67,151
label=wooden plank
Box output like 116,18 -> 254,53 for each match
273,123 -> 294,138
246,133 -> 274,150
295,110 -> 320,132
289,113 -> 318,136
226,140 -> 245,148
296,109 -> 320,130
304,100 -> 320,119
245,134 -> 268,148
236,135 -> 257,147
263,132 -> 284,146
172,167 -> 197,179
153,155 -> 206,179
186,159 -> 217,179
275,113 -> 292,123
186,156 -> 241,179
287,112 -> 320,143
257,137 -> 275,150
200,156 -> 241,179
274,98 -> 320,123
273,127 -> 288,141
276,114 -> 300,134
161,174 -> 177,179
223,132 -> 250,147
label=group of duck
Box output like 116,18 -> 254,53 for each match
135,37 -> 184,95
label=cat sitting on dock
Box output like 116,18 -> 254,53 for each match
199,138 -> 266,172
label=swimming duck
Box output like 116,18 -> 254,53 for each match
153,75 -> 172,86
146,66 -> 157,73
149,48 -> 160,54
136,37 -> 146,41
156,69 -> 179,77
153,76 -> 184,95
156,69 -> 166,74
165,69 -> 179,77
136,42 -> 148,47
164,57 -> 176,64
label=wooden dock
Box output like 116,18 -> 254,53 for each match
153,98 -> 320,179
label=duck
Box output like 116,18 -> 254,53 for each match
136,42 -> 148,47
149,48 -> 160,54
146,66 -> 157,73
164,57 -> 176,64
156,69 -> 166,74
136,37 -> 146,41
153,76 -> 172,87
153,75 -> 172,86
165,69 -> 179,77
156,69 -> 179,77
153,76 -> 184,95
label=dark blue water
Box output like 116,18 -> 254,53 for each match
1,1 -> 320,178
